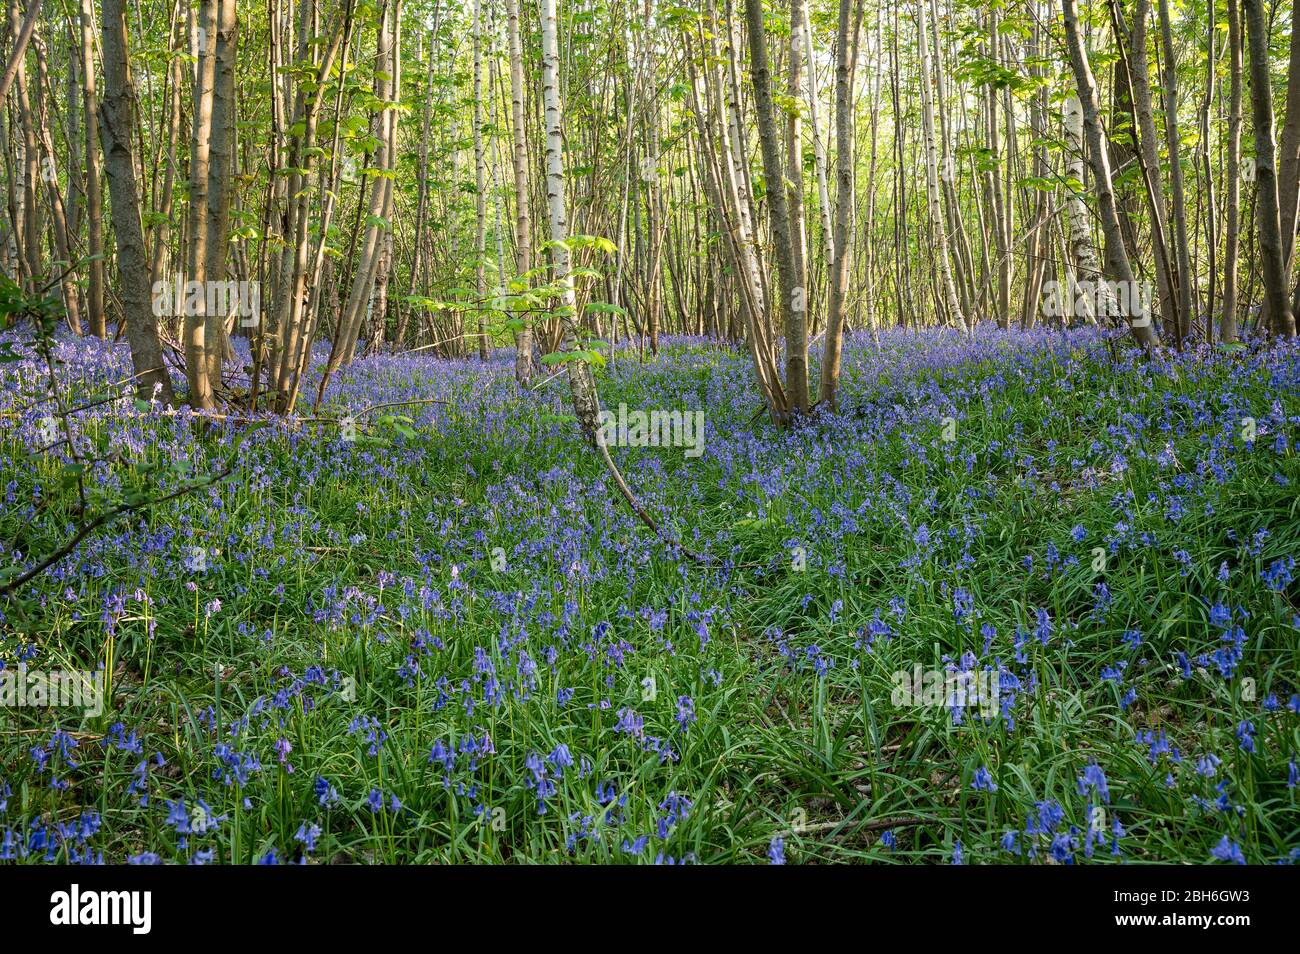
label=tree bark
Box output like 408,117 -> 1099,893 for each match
1109,0 -> 1178,337
1276,0 -> 1300,275
32,37 -> 84,335
744,0 -> 809,418
1222,0 -> 1243,343
1062,0 -> 1158,349
99,0 -> 176,404
505,0 -> 534,385
183,0 -> 218,408
917,0 -> 967,333
1156,0 -> 1195,343
0,0 -> 39,104
80,0 -> 105,338
817,0 -> 858,407
1243,0 -> 1296,337
472,0 -> 489,360
204,0 -> 237,384
1064,95 -> 1104,325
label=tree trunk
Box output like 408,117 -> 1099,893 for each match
1062,0 -> 1157,349
1155,0 -> 1195,343
817,0 -> 857,407
744,0 -> 809,418
0,0 -> 39,104
1110,0 -> 1178,337
917,0 -> 967,333
9,0 -> 42,296
316,0 -> 398,406
99,0 -> 175,404
183,0 -> 218,408
1243,0 -> 1296,337
1222,0 -> 1243,343
80,0 -> 105,338
786,0 -> 811,348
541,0 -> 602,437
1063,95 -> 1104,325
506,0 -> 534,385
1276,0 -> 1300,277
800,2 -> 835,285
204,0 -> 237,384
472,0 -> 489,360
32,37 -> 84,335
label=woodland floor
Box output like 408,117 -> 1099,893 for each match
1,326 -> 1298,863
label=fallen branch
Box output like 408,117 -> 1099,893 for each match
0,459 -> 238,598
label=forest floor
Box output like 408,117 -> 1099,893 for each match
1,326 -> 1298,864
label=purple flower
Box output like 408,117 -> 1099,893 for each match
768,836 -> 785,865
1210,836 -> 1245,865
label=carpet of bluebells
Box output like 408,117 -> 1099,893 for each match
1,325 -> 1298,864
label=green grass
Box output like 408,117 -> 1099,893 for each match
1,329 -> 1298,864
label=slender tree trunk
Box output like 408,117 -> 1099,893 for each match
10,0 -> 42,295
0,0 -> 39,104
539,0 -> 675,547
917,0 -> 967,332
32,38 -> 83,335
277,5 -> 351,411
204,0 -> 237,384
80,0 -> 105,337
1156,0 -> 1195,343
1020,5 -> 1051,330
473,0 -> 489,360
316,0 -> 397,405
745,0 -> 809,418
1222,0 -> 1243,343
400,11 -> 439,354
1276,0 -> 1300,277
1064,95 -> 1103,326
862,14 -> 883,340
506,0 -> 534,384
1199,0 -> 1218,339
817,0 -> 857,407
541,0 -> 601,436
1062,0 -> 1157,349
1110,0 -> 1178,336
183,0 -> 218,408
787,0 -> 811,351
685,4 -> 784,419
99,0 -> 175,404
149,12 -> 184,295
800,2 -> 835,283
1243,0 -> 1296,337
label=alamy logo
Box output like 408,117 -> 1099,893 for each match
1040,278 -> 1154,328
151,274 -> 263,328
0,668 -> 103,717
891,665 -> 999,718
50,884 -> 151,934
597,403 -> 705,458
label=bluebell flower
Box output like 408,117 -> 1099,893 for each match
768,836 -> 785,865
1077,762 -> 1110,803
971,766 -> 997,792
1210,836 -> 1245,865
294,822 -> 321,852
1236,720 -> 1255,754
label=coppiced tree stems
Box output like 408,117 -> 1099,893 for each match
5,0 -> 1300,428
